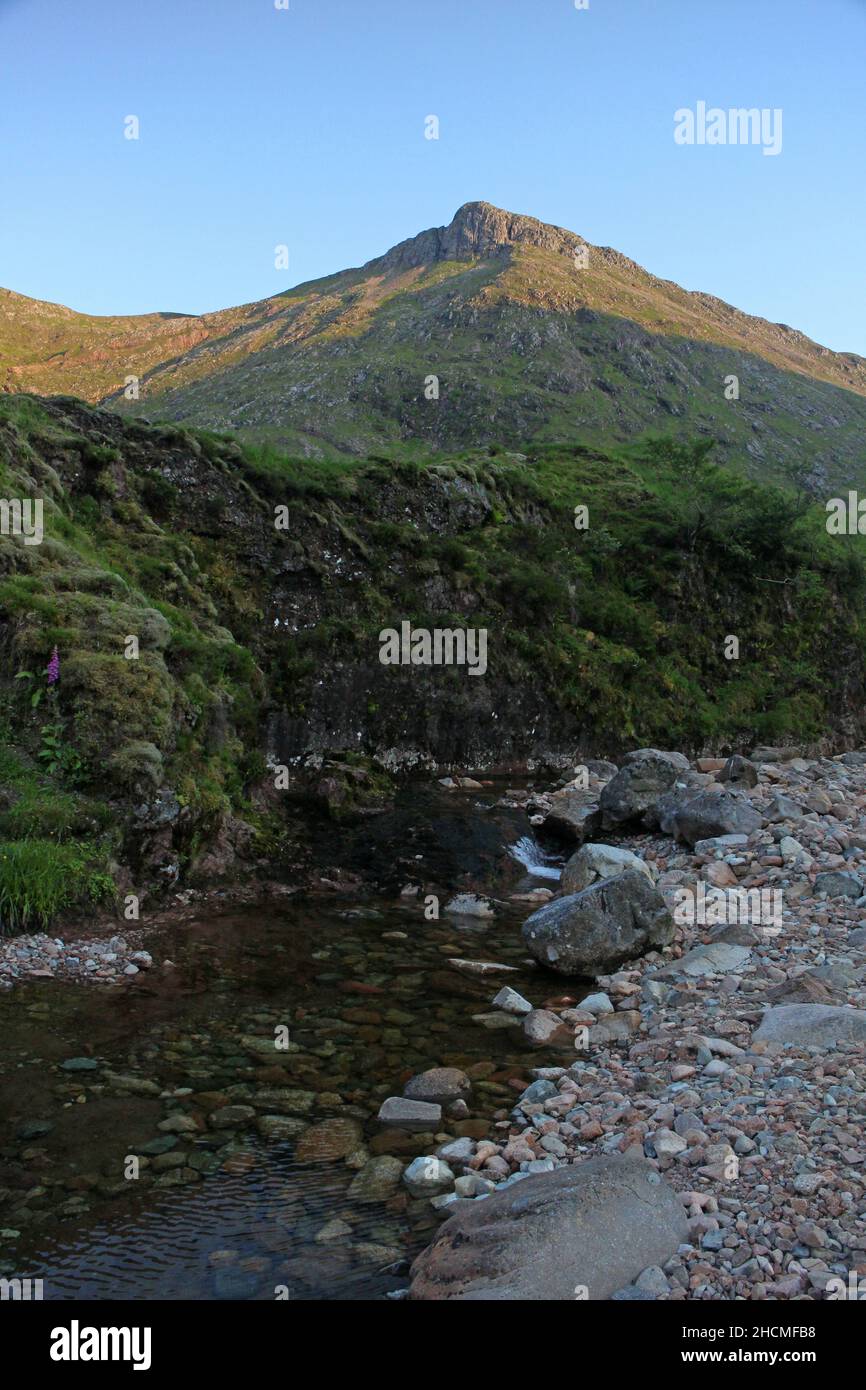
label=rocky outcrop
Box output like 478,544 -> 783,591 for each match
408,1158 -> 688,1300
369,201 -> 582,274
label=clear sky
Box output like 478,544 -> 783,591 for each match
2,0 -> 864,354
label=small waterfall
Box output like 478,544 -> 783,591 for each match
508,835 -> 563,880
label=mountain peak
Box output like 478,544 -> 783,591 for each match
367,201 -> 581,273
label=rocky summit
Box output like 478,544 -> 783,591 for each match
4,202 -> 866,488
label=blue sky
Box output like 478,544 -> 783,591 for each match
2,0 -> 865,354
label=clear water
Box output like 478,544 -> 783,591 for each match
0,786 -> 571,1301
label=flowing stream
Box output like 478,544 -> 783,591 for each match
0,784 -> 567,1301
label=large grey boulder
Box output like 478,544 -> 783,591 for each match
672,789 -> 762,846
656,774 -> 713,834
655,942 -> 752,979
764,794 -> 805,823
599,750 -> 688,829
813,871 -> 863,899
408,1157 -> 688,1300
561,842 -> 653,895
753,1004 -> 866,1047
540,793 -> 601,844
750,745 -> 800,763
717,755 -> 758,788
522,869 -> 674,977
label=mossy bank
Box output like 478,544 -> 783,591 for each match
1,392 -> 866,929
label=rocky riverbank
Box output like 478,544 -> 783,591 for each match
396,747 -> 866,1300
4,748 -> 865,1301
0,883 -> 303,990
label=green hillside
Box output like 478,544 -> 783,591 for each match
2,392 -> 866,929
3,204 -> 866,491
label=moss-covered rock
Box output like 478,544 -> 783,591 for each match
107,741 -> 165,795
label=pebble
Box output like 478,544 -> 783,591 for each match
1,930 -> 154,989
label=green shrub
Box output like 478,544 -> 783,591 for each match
0,839 -> 116,935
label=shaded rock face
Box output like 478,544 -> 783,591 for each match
408,1158 -> 688,1300
600,751 -> 687,829
522,869 -> 674,977
672,790 -> 762,846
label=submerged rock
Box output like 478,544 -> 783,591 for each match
377,1097 -> 443,1130
60,1057 -> 99,1072
295,1117 -> 363,1163
404,1068 -> 470,1104
408,1157 -> 688,1300
348,1155 -> 404,1203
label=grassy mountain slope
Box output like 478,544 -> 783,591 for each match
3,204 -> 866,489
2,393 -> 866,928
